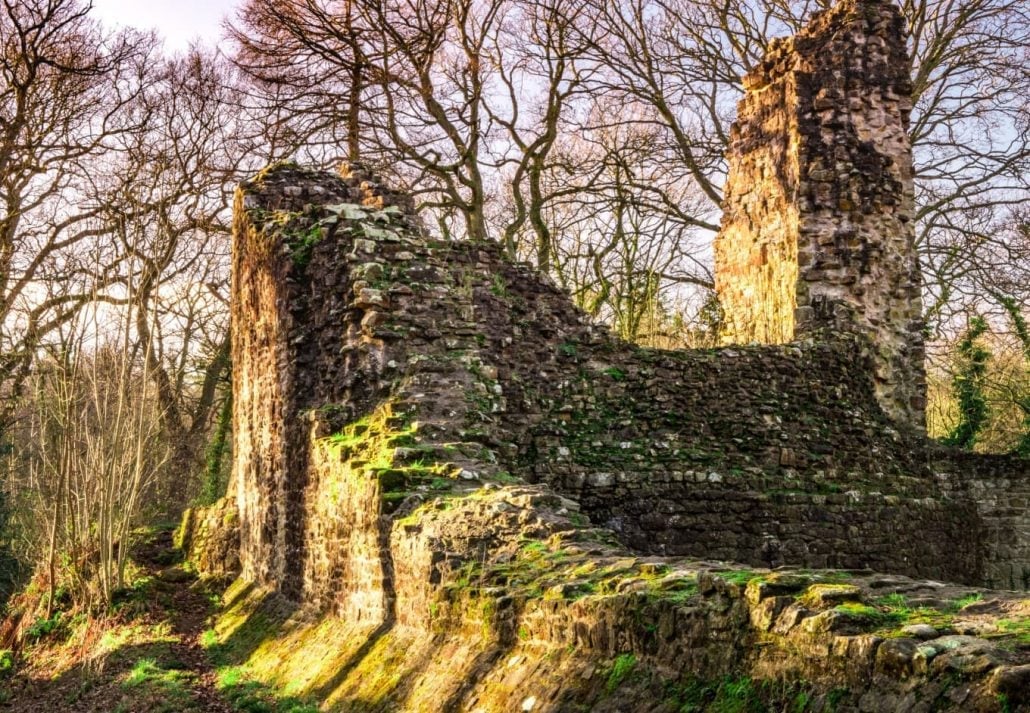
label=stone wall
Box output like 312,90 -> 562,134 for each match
231,163 -> 422,617
514,340 -> 978,579
714,0 -> 925,431
229,161 -> 1025,598
174,496 -> 239,579
935,451 -> 1030,591
211,485 -> 1030,712
181,2 -> 1030,708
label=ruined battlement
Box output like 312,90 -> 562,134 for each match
220,159 -> 1025,606
173,155 -> 1029,712
714,0 -> 925,431
174,2 -> 1030,708
200,1 -> 1029,619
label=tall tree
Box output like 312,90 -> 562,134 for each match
101,50 -> 249,502
0,0 -> 155,428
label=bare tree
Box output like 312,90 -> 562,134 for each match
482,0 -> 588,270
0,0 -> 155,428
11,288 -> 169,611
539,113 -> 717,343
230,0 -> 383,164
231,0 -> 592,246
228,0 -> 1029,349
904,0 -> 1030,333
99,50 -> 249,504
578,0 -> 1030,335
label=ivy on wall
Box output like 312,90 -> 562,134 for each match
942,316 -> 990,450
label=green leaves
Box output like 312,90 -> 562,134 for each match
943,316 -> 990,450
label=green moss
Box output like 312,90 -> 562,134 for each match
647,576 -> 699,605
832,602 -> 902,627
664,675 -> 767,713
201,394 -> 233,505
606,653 -> 637,693
246,207 -> 317,266
711,677 -> 763,713
286,223 -> 325,267
320,405 -> 457,504
427,476 -> 453,491
324,416 -> 373,450
714,570 -> 763,587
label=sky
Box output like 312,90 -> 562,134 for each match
91,0 -> 240,51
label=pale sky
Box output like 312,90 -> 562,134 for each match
90,0 -> 241,51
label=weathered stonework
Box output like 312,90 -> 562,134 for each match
194,124 -> 1030,713
210,487 -> 1030,712
936,451 -> 1030,591
174,496 -> 239,579
222,158 -> 1027,610
231,162 -> 421,618
181,1 -> 1030,709
714,0 -> 926,431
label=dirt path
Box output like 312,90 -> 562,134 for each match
0,530 -> 236,713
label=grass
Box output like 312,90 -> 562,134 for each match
200,584 -> 330,712
877,592 -> 907,608
118,658 -> 201,713
991,617 -> 1030,647
25,611 -> 66,642
489,274 -> 509,298
491,470 -> 520,484
665,675 -> 767,713
217,667 -> 320,713
948,593 -> 983,611
818,590 -> 1030,644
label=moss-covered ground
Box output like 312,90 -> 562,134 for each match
0,527 -> 317,713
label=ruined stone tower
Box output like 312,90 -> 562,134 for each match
714,0 -> 926,430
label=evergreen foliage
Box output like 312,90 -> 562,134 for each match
942,316 -> 990,449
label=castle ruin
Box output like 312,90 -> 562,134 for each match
175,0 -> 1030,709
714,0 -> 926,431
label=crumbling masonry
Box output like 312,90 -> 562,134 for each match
174,0 -> 1030,708
178,0 -> 1030,608
714,0 -> 926,431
